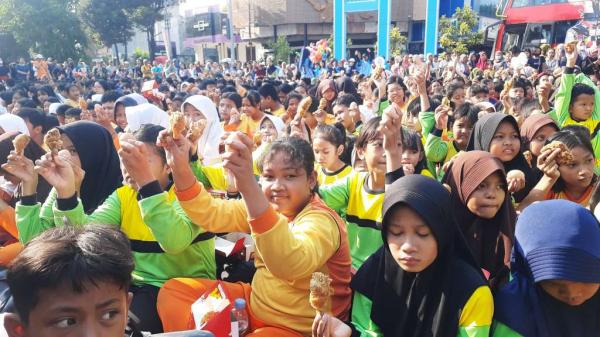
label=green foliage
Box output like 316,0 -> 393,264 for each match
390,26 -> 407,56
132,48 -> 149,60
125,0 -> 174,57
269,36 -> 292,63
438,6 -> 483,54
0,0 -> 88,60
80,0 -> 134,48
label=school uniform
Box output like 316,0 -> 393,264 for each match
351,175 -> 493,337
317,164 -> 353,186
551,68 -> 600,172
319,171 -> 384,271
156,181 -> 352,336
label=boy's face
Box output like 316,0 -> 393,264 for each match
5,282 -> 132,337
570,94 -> 595,121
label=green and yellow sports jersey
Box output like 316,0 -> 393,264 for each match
319,171 -> 384,270
317,164 -> 353,186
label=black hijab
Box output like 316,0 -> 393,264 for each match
352,175 -> 486,337
58,121 -> 122,213
467,113 -> 534,202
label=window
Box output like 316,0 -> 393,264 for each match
523,23 -> 553,46
512,0 -> 567,7
410,21 -> 424,42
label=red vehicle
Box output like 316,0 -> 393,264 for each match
492,0 -> 599,53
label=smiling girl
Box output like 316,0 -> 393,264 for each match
156,134 -> 351,335
468,113 -> 535,203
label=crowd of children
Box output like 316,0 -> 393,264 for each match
0,42 -> 599,337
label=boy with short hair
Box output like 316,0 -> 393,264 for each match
4,225 -> 134,337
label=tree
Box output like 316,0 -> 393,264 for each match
126,0 -> 174,59
0,0 -> 88,60
439,6 -> 483,54
80,0 -> 134,62
390,26 -> 407,57
269,36 -> 292,63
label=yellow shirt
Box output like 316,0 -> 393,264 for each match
317,165 -> 353,186
271,106 -> 287,118
237,114 -> 261,137
563,116 -> 600,135
176,183 -> 351,335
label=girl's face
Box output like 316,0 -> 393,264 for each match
93,82 -> 104,94
287,98 -> 300,115
558,146 -> 594,191
401,146 -> 422,167
540,280 -> 599,306
452,117 -> 473,150
259,152 -> 316,218
529,125 -> 557,157
259,119 -> 278,143
570,94 -> 595,122
115,105 -> 128,129
313,137 -> 343,170
183,103 -> 207,122
451,88 -> 466,108
386,205 -> 438,273
60,134 -> 81,168
241,98 -> 260,119
37,91 -> 49,104
68,87 -> 80,101
358,134 -> 387,174
466,171 -> 506,219
402,114 -> 422,133
489,121 -> 520,162
388,84 -> 405,104
219,98 -> 236,121
43,101 -> 51,114
323,89 -> 336,101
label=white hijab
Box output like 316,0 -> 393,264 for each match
182,95 -> 224,165
0,114 -> 29,135
259,114 -> 285,137
124,103 -> 170,133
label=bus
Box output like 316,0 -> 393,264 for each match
491,0 -> 600,53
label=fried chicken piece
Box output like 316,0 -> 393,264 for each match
170,112 -> 187,140
309,272 -> 333,313
523,150 -> 533,168
541,141 -> 574,166
187,119 -> 206,144
297,96 -> 312,119
318,98 -> 328,111
43,129 -> 62,155
79,97 -> 88,112
565,40 -> 578,54
373,65 -> 384,80
12,134 -> 30,156
441,97 -> 451,107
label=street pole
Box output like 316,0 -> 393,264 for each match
228,0 -> 235,60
